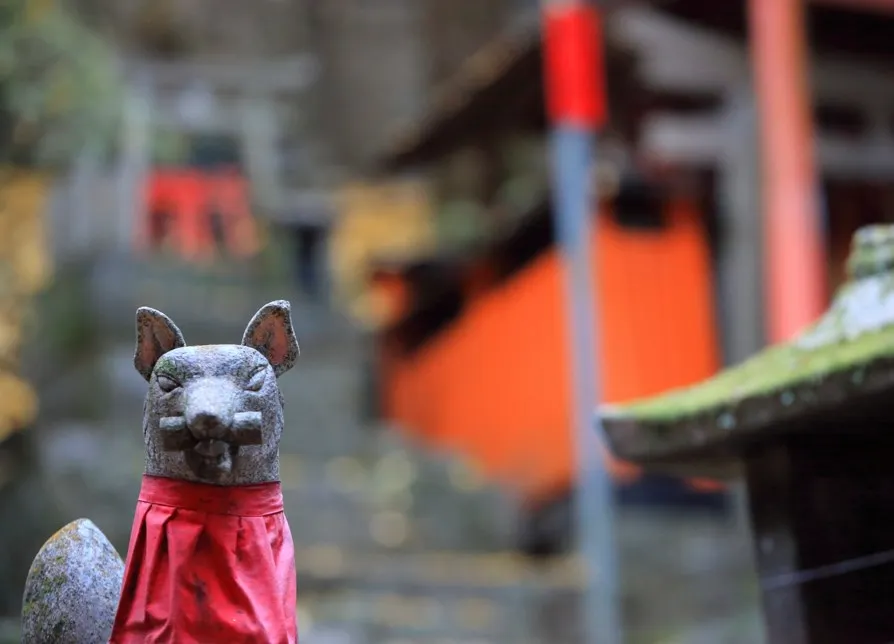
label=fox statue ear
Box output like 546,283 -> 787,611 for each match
134,308 -> 186,381
242,300 -> 299,377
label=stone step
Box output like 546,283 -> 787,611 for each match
294,548 -> 583,592
86,253 -> 353,345
296,583 -> 557,644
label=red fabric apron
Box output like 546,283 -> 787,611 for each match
109,475 -> 297,644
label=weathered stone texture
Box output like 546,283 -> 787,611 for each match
21,519 -> 124,644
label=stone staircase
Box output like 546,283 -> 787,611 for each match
85,252 -> 349,343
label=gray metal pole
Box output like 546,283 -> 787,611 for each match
549,126 -> 621,644
541,1 -> 621,635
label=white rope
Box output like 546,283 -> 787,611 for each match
761,548 -> 894,591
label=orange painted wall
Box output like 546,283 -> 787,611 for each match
381,199 -> 720,502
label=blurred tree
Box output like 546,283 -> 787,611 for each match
0,0 -> 119,393
0,2 -> 121,617
0,0 -> 121,168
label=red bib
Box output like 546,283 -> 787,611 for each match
109,475 -> 297,644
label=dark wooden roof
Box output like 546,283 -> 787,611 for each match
373,11 -> 665,172
374,1 -> 894,173
376,196 -> 554,355
601,224 -> 894,479
657,0 -> 894,62
376,15 -> 544,173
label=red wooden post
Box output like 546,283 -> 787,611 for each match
749,0 -> 827,343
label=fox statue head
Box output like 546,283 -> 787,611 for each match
134,300 -> 299,485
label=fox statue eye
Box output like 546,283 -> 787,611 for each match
156,374 -> 181,393
246,367 -> 267,392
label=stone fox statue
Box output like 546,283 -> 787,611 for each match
22,301 -> 301,644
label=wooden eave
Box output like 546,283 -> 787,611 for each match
656,0 -> 894,62
375,15 -> 544,173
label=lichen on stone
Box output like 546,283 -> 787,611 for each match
21,519 -> 123,644
615,277 -> 894,420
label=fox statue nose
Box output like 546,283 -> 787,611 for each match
187,410 -> 229,439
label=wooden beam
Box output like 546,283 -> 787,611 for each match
612,7 -> 894,111
122,55 -> 319,94
148,94 -> 293,132
715,88 -> 765,366
812,0 -> 894,13
642,113 -> 894,179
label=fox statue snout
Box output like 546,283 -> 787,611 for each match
180,380 -> 263,444
157,377 -> 265,478
186,383 -> 237,439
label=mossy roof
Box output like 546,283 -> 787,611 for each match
601,225 -> 894,477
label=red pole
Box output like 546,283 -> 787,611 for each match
750,0 -> 827,343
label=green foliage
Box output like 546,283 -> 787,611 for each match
436,199 -> 491,251
0,0 -> 121,168
30,260 -> 98,364
255,225 -> 294,283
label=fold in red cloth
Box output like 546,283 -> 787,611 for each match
109,475 -> 297,644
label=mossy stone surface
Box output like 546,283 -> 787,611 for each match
602,224 -> 894,472
21,519 -> 123,644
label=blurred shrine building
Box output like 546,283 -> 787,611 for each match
354,1 -> 894,552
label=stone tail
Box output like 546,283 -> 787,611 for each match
21,519 -> 124,644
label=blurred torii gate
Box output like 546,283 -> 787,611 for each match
117,56 -> 317,262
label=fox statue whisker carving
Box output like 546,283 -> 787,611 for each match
22,301 -> 300,644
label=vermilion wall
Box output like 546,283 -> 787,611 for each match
381,199 -> 720,503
